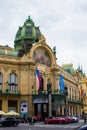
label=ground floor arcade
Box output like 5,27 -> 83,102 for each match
0,93 -> 82,120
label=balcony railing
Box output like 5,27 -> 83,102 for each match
68,98 -> 82,105
32,89 -> 65,100
32,89 -> 65,95
0,89 -> 20,96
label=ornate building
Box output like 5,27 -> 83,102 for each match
0,16 -> 86,120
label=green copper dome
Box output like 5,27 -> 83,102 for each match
62,64 -> 75,74
14,16 -> 41,51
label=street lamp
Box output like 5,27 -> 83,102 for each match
47,81 -> 52,117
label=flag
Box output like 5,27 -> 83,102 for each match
80,88 -> 82,100
59,74 -> 64,93
36,69 -> 40,90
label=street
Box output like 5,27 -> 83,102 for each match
0,119 -> 84,130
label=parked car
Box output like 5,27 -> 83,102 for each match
69,116 -> 79,123
44,116 -> 70,124
44,117 -> 55,124
76,125 -> 87,130
0,117 -> 19,127
61,116 -> 71,123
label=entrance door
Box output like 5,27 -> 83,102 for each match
42,104 -> 48,120
34,103 -> 48,121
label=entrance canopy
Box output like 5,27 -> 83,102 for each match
6,111 -> 20,116
0,110 -> 7,115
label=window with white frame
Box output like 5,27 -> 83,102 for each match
8,73 -> 18,91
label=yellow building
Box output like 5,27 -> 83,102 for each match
0,16 -> 86,120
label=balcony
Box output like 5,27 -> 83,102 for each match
53,89 -> 65,99
68,98 -> 82,105
0,89 -> 20,96
32,90 -> 65,100
32,90 -> 48,99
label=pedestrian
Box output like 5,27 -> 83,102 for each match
84,116 -> 86,123
31,117 -> 34,125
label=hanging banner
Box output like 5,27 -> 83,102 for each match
20,101 -> 28,116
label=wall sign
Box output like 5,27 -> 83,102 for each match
20,101 -> 28,116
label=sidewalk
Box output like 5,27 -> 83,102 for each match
19,121 -> 44,126
19,119 -> 84,128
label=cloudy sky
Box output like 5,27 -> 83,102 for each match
0,0 -> 87,75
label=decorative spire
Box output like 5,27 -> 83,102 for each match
24,16 -> 34,27
53,46 -> 56,53
53,46 -> 57,59
77,64 -> 80,71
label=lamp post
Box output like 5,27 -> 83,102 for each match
64,86 -> 68,116
47,81 -> 52,117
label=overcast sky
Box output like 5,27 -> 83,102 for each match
0,0 -> 87,75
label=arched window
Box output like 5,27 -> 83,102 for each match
25,26 -> 32,36
0,73 -> 3,90
8,73 -> 18,91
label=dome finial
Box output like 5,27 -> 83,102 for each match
24,15 -> 34,26
28,15 -> 30,18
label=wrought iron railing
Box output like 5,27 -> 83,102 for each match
0,89 -> 20,96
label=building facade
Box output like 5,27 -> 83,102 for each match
0,16 -> 86,120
